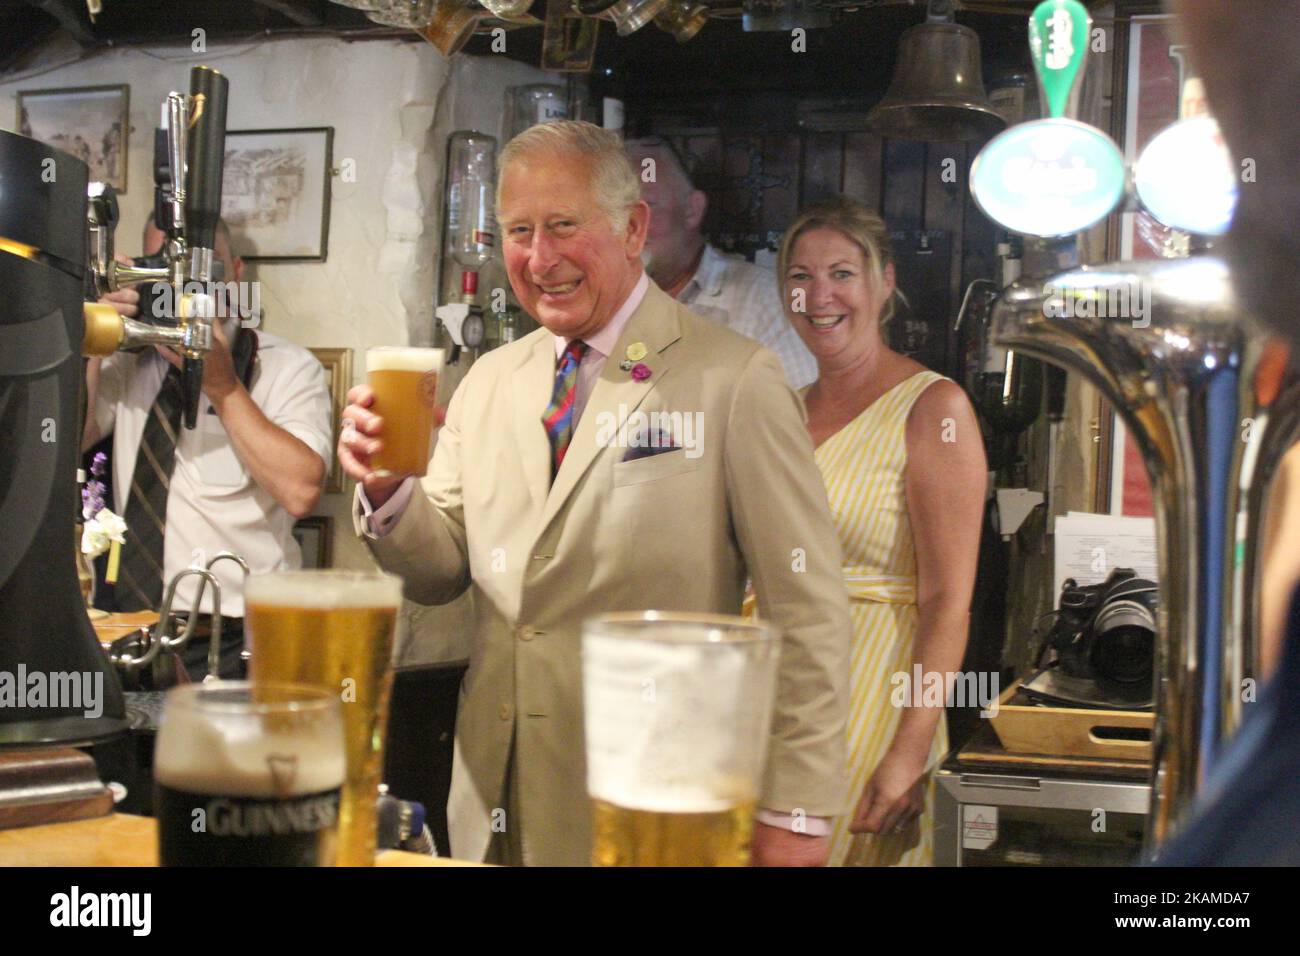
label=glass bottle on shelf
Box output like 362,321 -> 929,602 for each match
448,130 -> 497,293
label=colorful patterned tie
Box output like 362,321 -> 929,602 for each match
542,339 -> 590,479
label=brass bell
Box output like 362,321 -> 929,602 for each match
867,5 -> 1005,142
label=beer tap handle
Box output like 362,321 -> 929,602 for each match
165,92 -> 188,240
1028,0 -> 1090,121
183,66 -> 228,270
181,356 -> 204,430
179,67 -> 227,430
86,182 -> 119,297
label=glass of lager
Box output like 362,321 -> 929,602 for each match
245,570 -> 403,867
155,681 -> 345,867
582,612 -> 781,866
366,346 -> 445,477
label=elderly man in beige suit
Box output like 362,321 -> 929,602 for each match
339,121 -> 850,866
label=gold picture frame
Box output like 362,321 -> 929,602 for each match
17,84 -> 130,192
309,347 -> 352,494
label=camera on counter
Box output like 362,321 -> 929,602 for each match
1041,568 -> 1158,703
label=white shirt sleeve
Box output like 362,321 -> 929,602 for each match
94,351 -> 129,440
357,478 -> 416,538
255,348 -> 335,473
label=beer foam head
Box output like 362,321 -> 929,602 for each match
155,684 -> 346,797
582,618 -> 780,813
366,347 -> 445,374
244,571 -> 403,610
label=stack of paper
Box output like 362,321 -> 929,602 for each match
1052,512 -> 1158,608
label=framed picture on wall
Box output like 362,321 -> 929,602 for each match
293,516 -> 333,570
308,347 -> 352,494
222,127 -> 332,261
17,84 -> 129,191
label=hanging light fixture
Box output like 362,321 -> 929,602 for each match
866,0 -> 1006,142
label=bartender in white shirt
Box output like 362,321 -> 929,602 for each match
82,219 -> 333,680
624,136 -> 818,390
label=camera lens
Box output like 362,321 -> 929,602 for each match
1092,599 -> 1156,685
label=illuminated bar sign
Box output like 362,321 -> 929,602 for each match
1134,115 -> 1238,236
970,119 -> 1126,238
970,0 -> 1125,238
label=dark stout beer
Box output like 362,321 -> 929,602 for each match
154,682 -> 345,866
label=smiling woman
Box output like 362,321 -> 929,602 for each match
771,194 -> 988,868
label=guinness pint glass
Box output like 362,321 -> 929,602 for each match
366,346 -> 444,477
245,570 -> 403,867
155,681 -> 345,867
582,612 -> 781,866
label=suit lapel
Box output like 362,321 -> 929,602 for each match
511,333 -> 558,518
536,283 -> 684,537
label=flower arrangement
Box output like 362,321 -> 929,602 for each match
80,452 -> 125,582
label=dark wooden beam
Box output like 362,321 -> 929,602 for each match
251,0 -> 326,27
24,0 -> 96,47
0,20 -> 60,75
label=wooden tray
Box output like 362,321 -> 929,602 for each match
988,681 -> 1154,761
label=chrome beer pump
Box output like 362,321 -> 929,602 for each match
0,65 -> 229,752
971,1 -> 1300,850
83,66 -> 230,430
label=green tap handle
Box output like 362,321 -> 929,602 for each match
1029,0 -> 1091,120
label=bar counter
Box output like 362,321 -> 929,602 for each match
0,813 -> 482,866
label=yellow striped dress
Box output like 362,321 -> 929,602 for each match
812,369 -> 949,867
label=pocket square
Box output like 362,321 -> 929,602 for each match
621,427 -> 682,462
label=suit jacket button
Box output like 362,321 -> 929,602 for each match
519,626 -> 535,641
499,704 -> 510,720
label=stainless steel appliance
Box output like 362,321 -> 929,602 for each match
935,745 -> 1149,866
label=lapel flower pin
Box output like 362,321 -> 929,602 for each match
625,342 -> 648,362
631,362 -> 652,383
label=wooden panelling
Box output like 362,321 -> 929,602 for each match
881,139 -> 925,231
718,134 -> 763,250
841,131 -> 884,212
799,132 -> 844,207
759,134 -> 801,247
924,140 -> 970,364
642,107 -> 997,378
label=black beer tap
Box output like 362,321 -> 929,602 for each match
84,66 -> 229,430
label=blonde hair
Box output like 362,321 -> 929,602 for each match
777,196 -> 902,324
497,121 -> 643,234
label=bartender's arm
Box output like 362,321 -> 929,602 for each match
157,320 -> 325,518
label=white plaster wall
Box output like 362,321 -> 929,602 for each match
2,33 -> 553,663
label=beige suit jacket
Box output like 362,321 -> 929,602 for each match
355,281 -> 851,865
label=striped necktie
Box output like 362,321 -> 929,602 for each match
542,339 -> 589,479
117,365 -> 184,611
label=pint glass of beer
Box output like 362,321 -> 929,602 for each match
245,570 -> 403,867
366,346 -> 444,477
155,681 -> 346,867
582,612 -> 781,866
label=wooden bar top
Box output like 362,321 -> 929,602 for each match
0,813 -> 482,867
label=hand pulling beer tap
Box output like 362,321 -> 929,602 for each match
82,66 -> 230,430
